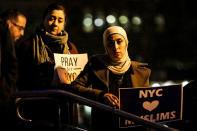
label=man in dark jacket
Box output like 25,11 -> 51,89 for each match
0,8 -> 26,129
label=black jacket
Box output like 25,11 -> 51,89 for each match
0,20 -> 18,128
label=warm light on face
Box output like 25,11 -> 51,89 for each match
43,10 -> 65,35
8,15 -> 26,43
106,34 -> 126,61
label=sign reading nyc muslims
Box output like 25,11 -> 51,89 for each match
54,53 -> 88,84
119,84 -> 183,128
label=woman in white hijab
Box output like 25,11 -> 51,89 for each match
69,26 -> 151,130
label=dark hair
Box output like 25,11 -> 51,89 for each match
0,8 -> 25,23
43,2 -> 67,23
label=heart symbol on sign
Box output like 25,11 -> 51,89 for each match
142,100 -> 159,112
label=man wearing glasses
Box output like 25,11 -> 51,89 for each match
1,9 -> 26,44
0,9 -> 26,129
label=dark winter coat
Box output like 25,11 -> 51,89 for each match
17,29 -> 78,90
71,56 -> 151,130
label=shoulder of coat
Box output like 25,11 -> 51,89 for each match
88,55 -> 106,70
131,61 -> 150,69
68,41 -> 79,54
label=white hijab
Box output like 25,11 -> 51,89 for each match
101,26 -> 131,75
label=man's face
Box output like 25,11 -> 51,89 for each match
43,10 -> 65,35
106,34 -> 127,61
7,15 -> 26,43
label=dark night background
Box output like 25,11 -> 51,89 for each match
1,0 -> 197,130
1,0 -> 197,84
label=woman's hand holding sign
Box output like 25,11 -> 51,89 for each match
103,93 -> 120,108
56,67 -> 72,84
51,66 -> 72,86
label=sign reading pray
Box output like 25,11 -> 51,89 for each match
119,84 -> 183,128
54,53 -> 88,84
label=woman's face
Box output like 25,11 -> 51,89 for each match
106,34 -> 127,61
43,9 -> 65,35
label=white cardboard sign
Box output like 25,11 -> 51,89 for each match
54,53 -> 88,84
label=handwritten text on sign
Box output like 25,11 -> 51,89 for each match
54,53 -> 88,83
119,85 -> 183,128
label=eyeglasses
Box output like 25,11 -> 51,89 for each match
11,22 -> 25,31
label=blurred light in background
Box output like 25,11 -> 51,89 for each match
130,16 -> 142,32
182,80 -> 189,87
84,105 -> 91,115
131,16 -> 142,26
119,15 -> 129,25
151,80 -> 190,87
82,11 -> 167,33
152,83 -> 161,87
83,17 -> 93,27
94,18 -> 104,27
154,14 -> 165,26
154,14 -> 165,32
106,14 -> 116,24
83,13 -> 94,33
163,81 -> 173,86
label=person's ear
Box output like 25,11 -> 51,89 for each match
6,19 -> 12,28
